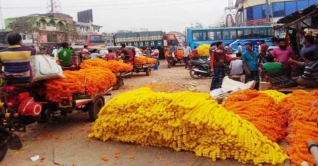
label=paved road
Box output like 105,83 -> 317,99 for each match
2,60 -> 289,166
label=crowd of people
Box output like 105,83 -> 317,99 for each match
209,34 -> 318,91
0,33 -> 317,92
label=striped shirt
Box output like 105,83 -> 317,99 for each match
0,45 -> 35,84
301,60 -> 318,81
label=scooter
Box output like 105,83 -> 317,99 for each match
0,126 -> 22,162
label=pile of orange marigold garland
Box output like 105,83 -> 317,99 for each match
223,90 -> 288,142
80,59 -> 133,73
44,68 -> 116,102
278,90 -> 318,165
134,56 -> 156,65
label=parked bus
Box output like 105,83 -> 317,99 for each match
113,31 -> 179,59
75,33 -> 106,48
186,26 -> 274,52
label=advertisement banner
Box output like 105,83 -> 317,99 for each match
224,9 -> 237,27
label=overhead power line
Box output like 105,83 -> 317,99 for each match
1,0 -> 210,10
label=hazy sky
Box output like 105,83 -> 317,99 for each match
1,0 -> 228,33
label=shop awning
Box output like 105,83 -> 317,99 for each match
277,4 -> 318,28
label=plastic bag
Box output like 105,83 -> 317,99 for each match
30,55 -> 65,81
210,76 -> 255,100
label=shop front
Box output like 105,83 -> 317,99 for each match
277,4 -> 318,53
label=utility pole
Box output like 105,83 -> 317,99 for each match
50,0 -> 54,13
266,0 -> 270,24
47,0 -> 61,13
0,0 -> 3,29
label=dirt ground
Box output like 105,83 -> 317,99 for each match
1,60 -> 290,166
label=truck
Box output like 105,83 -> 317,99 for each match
74,33 -> 106,48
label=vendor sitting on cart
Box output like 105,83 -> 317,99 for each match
191,46 -> 200,60
105,50 -> 117,61
0,33 -> 37,85
81,45 -> 90,59
119,44 -> 130,62
289,50 -> 318,88
58,42 -> 75,68
170,45 -> 177,58
262,54 -> 297,88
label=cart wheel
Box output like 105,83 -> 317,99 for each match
38,106 -> 54,123
88,97 -> 104,121
146,67 -> 151,76
0,143 -> 8,162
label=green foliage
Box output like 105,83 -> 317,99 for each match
62,22 -> 79,40
7,17 -> 39,34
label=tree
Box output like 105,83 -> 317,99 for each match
7,16 -> 39,43
60,22 -> 79,42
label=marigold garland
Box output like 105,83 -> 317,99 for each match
80,59 -> 133,73
223,90 -> 288,142
197,44 -> 210,57
134,56 -> 147,65
134,56 -> 156,65
278,90 -> 318,166
89,87 -> 288,165
260,90 -> 287,103
44,68 -> 116,102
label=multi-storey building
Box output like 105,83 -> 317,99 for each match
235,0 -> 317,26
4,13 -> 74,45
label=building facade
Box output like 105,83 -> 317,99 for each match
235,0 -> 317,26
102,33 -> 114,46
75,21 -> 102,45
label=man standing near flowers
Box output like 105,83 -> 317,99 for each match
58,42 -> 75,67
0,33 -> 37,84
271,38 -> 294,78
183,43 -> 191,69
242,43 -> 259,90
210,42 -> 237,91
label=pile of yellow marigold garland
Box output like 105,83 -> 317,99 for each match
80,59 -> 133,73
197,44 -> 210,56
260,90 -> 287,103
89,87 -> 288,165
278,90 -> 318,166
223,90 -> 288,142
44,68 -> 116,102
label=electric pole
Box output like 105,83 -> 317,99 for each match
47,0 -> 61,13
0,0 -> 3,29
266,0 -> 270,24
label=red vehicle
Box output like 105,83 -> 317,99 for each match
75,34 -> 106,47
0,74 -> 112,132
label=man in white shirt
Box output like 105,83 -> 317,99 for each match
183,43 -> 191,69
51,47 -> 58,60
267,37 -> 279,55
237,43 -> 243,53
229,53 -> 245,82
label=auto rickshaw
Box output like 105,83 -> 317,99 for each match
165,47 -> 184,68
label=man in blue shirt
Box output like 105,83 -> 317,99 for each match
89,49 -> 99,59
242,43 -> 259,90
170,44 -> 177,57
300,35 -> 318,60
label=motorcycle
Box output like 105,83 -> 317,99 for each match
189,58 -> 213,79
0,126 -> 22,162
